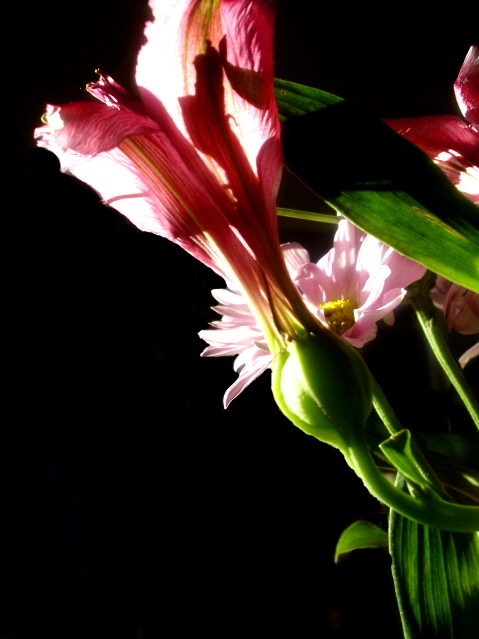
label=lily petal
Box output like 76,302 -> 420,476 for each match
386,46 -> 479,205
454,45 -> 479,132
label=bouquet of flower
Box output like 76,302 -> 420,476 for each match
35,1 -> 478,635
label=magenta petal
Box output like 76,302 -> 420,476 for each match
454,45 -> 479,131
386,115 -> 479,167
35,0 -> 317,379
386,114 -> 479,203
35,102 -> 158,156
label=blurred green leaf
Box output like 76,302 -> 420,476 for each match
334,520 -> 388,563
275,79 -> 479,293
390,476 -> 479,638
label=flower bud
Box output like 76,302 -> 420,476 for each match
272,331 -> 372,452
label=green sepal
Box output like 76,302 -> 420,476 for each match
334,520 -> 388,563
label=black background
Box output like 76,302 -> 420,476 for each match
0,1 -> 477,637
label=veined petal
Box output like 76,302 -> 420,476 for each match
357,241 -> 426,310
212,304 -> 260,320
36,0 -> 319,361
137,1 -> 280,211
281,242 -> 312,277
294,262 -> 339,306
210,287 -> 248,307
35,102 -> 159,156
319,218 -> 367,300
454,45 -> 479,132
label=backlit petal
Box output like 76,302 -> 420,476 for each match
454,45 -> 479,132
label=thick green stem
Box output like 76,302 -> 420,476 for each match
411,293 -> 479,431
345,430 -> 479,532
372,377 -> 402,436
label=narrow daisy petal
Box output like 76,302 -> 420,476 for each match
223,346 -> 272,407
281,242 -> 312,277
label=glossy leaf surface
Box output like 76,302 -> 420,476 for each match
275,79 -> 479,292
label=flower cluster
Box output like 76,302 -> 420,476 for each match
34,0 -> 476,410
386,46 -> 479,369
200,217 -> 426,405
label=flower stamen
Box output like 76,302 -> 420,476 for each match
319,298 -> 357,336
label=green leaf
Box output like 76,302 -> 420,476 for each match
275,79 -> 344,120
334,520 -> 389,563
275,79 -> 479,293
390,476 -> 479,638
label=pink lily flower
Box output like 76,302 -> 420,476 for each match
386,46 -> 479,204
34,0 -> 317,353
200,218 -> 426,404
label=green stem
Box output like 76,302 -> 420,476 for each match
345,430 -> 479,532
372,377 -> 402,436
372,377 -> 448,497
411,293 -> 479,431
276,208 -> 339,224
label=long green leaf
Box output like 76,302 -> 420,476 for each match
390,476 -> 479,638
275,79 -> 479,293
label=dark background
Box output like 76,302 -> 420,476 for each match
0,1 -> 477,637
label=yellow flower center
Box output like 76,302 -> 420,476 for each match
319,298 -> 357,336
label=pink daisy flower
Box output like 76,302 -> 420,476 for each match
201,218 -> 426,404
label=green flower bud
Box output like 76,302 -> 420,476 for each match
272,331 -> 372,452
